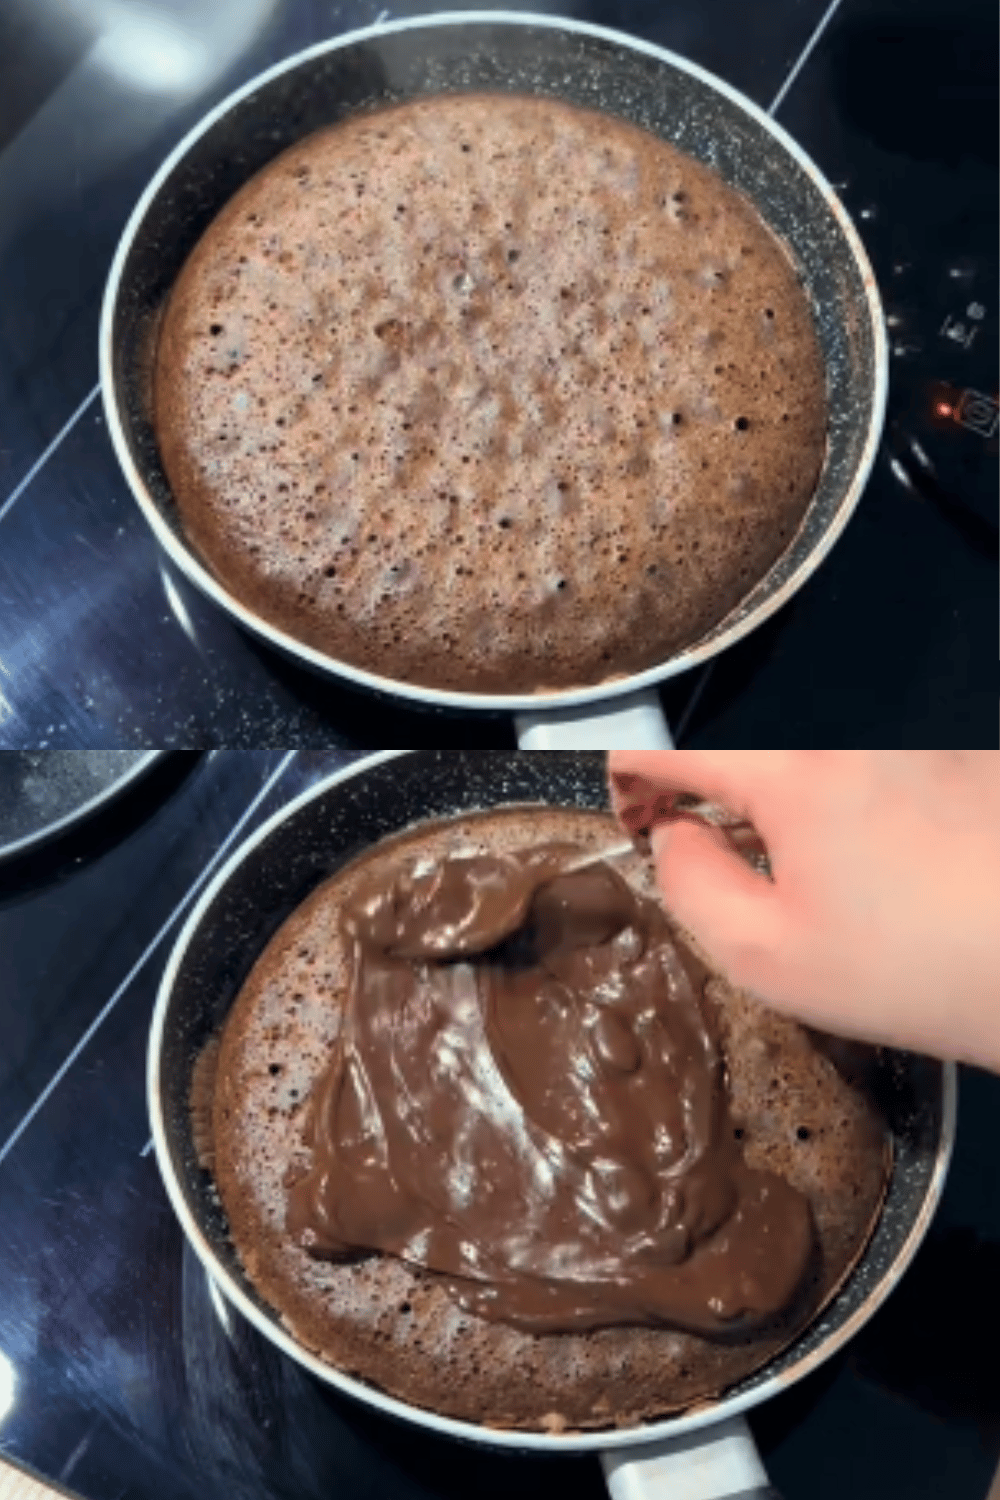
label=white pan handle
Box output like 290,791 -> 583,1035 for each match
514,689 -> 674,749
601,1415 -> 782,1500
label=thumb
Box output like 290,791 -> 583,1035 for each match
649,818 -> 785,984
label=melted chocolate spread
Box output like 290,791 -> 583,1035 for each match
286,847 -> 813,1334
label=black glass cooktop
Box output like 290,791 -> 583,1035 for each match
0,751 -> 998,1500
0,0 -> 995,750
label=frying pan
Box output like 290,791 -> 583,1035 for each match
149,751 -> 956,1499
0,750 -> 165,862
102,15 -> 888,751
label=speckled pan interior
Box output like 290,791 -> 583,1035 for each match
156,751 -> 946,1435
109,17 -> 880,695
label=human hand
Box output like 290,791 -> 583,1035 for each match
609,750 -> 1000,1070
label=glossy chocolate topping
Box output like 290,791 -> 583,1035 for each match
286,847 -> 813,1334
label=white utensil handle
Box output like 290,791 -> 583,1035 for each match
601,1415 -> 781,1500
515,690 -> 674,749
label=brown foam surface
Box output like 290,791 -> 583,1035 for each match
155,94 -> 828,693
209,808 -> 889,1432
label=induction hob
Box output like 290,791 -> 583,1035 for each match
0,750 -> 998,1500
0,0 -> 995,750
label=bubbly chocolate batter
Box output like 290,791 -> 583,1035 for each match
287,847 -> 813,1335
154,94 -> 828,694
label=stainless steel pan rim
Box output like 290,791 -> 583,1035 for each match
148,751 -> 955,1455
102,11 -> 889,717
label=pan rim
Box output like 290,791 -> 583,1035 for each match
0,750 -> 167,863
147,750 -> 955,1453
102,10 -> 889,715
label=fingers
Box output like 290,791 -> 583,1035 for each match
649,818 -> 785,981
609,751 -> 792,835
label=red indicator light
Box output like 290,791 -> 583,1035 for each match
934,401 -> 953,418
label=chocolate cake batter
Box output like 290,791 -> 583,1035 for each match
208,807 -> 890,1431
154,94 -> 828,693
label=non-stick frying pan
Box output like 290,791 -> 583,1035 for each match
0,750 -> 165,862
102,15 -> 888,750
149,752 -> 955,1499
